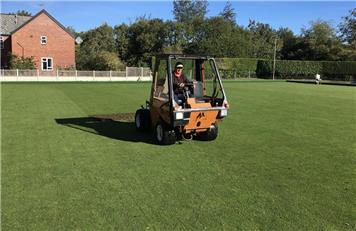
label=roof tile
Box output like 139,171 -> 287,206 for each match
0,14 -> 32,35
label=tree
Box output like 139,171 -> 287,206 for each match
114,24 -> 130,63
219,1 -> 236,24
83,23 -> 116,53
76,23 -> 117,70
338,8 -> 356,45
173,0 -> 208,23
66,26 -> 77,37
337,8 -> 356,60
339,8 -> 356,55
172,0 -> 208,49
162,20 -> 184,53
184,16 -> 251,57
248,20 -> 280,59
277,27 -> 299,59
9,10 -> 32,16
115,18 -> 169,66
300,20 -> 342,60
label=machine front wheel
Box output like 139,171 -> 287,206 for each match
135,109 -> 150,131
195,124 -> 218,141
154,121 -> 176,145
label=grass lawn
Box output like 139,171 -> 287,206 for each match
1,81 -> 355,230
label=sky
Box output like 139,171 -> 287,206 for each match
1,1 -> 355,34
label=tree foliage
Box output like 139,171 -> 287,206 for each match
299,20 -> 341,60
338,8 -> 356,45
9,10 -> 32,16
219,1 -> 236,24
184,16 -> 251,57
71,4 -> 355,68
76,23 -> 121,70
115,18 -> 168,66
172,0 -> 208,23
65,26 -> 77,37
248,20 -> 281,59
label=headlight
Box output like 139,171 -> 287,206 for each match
220,109 -> 227,117
175,112 -> 184,120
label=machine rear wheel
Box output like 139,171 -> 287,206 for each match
154,121 -> 176,145
196,124 -> 218,141
135,109 -> 150,131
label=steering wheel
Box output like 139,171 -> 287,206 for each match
183,82 -> 194,98
183,81 -> 193,89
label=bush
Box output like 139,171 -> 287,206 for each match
94,51 -> 125,71
9,54 -> 36,69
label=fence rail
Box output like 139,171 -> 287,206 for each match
0,67 -> 152,82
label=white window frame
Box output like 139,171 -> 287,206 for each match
40,36 -> 47,44
0,36 -> 4,49
41,57 -> 53,71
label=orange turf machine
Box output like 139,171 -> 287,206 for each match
135,54 -> 229,145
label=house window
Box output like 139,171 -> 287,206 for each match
41,57 -> 53,71
0,36 -> 4,49
40,36 -> 47,44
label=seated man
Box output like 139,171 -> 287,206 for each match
173,62 -> 191,105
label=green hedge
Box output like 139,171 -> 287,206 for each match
256,60 -> 356,79
216,58 -> 259,73
152,56 -> 356,80
256,60 -> 323,78
321,61 -> 356,75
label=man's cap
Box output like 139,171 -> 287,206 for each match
175,62 -> 184,68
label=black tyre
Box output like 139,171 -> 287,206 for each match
196,124 -> 218,141
154,121 -> 176,145
135,109 -> 151,131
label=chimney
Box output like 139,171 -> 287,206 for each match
14,14 -> 17,24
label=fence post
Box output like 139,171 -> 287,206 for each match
141,67 -> 143,81
16,69 -> 19,77
75,70 -> 77,81
56,69 -> 59,81
248,70 -> 250,79
37,69 -> 39,81
109,70 -> 112,81
125,67 -> 128,80
93,70 -> 95,81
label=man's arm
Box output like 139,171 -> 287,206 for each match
182,74 -> 191,84
173,75 -> 179,89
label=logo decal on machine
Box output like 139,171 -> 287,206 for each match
196,112 -> 206,120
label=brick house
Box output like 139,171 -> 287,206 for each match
0,9 -> 75,72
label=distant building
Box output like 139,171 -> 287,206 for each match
0,9 -> 75,72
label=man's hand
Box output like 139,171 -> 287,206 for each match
179,83 -> 185,88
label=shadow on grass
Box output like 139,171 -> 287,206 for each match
55,113 -> 154,144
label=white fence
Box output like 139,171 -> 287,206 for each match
0,67 -> 152,82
